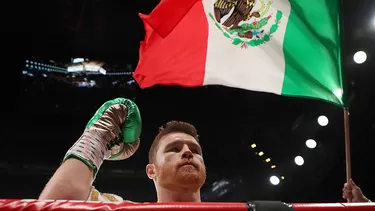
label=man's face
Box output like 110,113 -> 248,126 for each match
149,132 -> 206,191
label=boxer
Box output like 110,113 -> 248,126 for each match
39,98 -> 206,202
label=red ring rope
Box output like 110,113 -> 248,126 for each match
0,199 -> 373,211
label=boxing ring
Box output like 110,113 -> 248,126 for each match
0,200 -> 373,211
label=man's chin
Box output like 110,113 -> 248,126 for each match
176,170 -> 205,187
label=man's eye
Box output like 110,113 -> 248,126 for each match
170,147 -> 179,152
191,149 -> 199,154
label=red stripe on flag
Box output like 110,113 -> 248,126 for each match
134,1 -> 209,89
140,0 -> 200,38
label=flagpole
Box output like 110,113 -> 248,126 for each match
343,108 -> 351,182
339,0 -> 352,185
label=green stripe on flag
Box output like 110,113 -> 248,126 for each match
281,0 -> 344,106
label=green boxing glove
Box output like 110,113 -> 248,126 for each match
64,98 -> 142,178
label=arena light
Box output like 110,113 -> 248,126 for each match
258,151 -> 264,156
294,156 -> 304,166
72,58 -> 85,63
305,139 -> 317,149
317,115 -> 329,126
251,144 -> 256,148
68,64 -> 107,75
353,51 -> 367,64
68,65 -> 84,72
269,176 -> 280,185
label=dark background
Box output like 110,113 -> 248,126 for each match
3,0 -> 375,203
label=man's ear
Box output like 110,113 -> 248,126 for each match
146,164 -> 156,179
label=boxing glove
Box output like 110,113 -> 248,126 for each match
64,98 -> 142,178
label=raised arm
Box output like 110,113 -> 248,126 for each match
39,98 -> 142,201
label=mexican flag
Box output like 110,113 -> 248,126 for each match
133,0 -> 344,106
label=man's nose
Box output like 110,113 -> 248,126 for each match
181,146 -> 193,159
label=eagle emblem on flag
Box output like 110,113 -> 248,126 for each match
209,0 -> 283,48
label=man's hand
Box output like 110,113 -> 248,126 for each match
342,179 -> 369,202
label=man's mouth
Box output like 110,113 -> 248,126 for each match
179,162 -> 198,169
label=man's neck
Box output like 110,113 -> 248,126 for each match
156,185 -> 201,202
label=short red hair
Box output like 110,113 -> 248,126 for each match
148,121 -> 199,163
